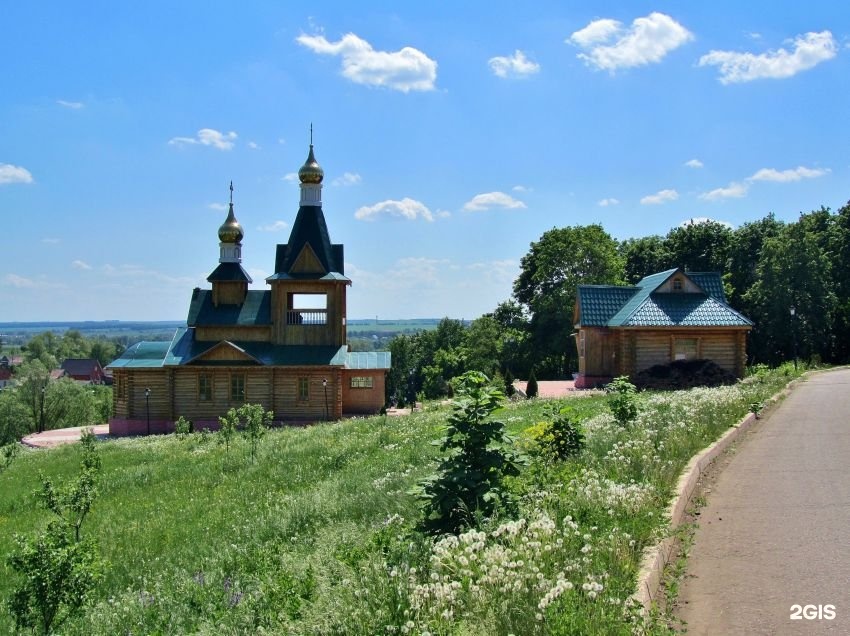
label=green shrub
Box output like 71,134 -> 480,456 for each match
415,371 -> 523,535
504,369 -> 516,397
526,369 -> 538,399
174,416 -> 193,436
522,407 -> 585,461
606,376 -> 639,426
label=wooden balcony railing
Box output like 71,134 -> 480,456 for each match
286,309 -> 328,326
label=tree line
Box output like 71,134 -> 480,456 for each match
388,200 -> 850,401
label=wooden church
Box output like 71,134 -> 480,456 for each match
108,144 -> 390,435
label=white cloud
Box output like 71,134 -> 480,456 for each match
283,172 -> 299,183
208,202 -> 228,211
699,31 -> 837,84
569,12 -> 693,72
168,128 -> 237,150
462,191 -> 527,212
569,18 -> 622,48
3,274 -> 65,290
680,217 -> 734,229
598,198 -> 620,207
42,238 -> 60,244
248,141 -> 260,149
488,50 -> 540,78
355,198 -> 434,222
332,172 -> 362,186
699,182 -> 749,201
0,163 -> 34,184
436,209 -> 452,218
747,166 -> 830,182
72,260 -> 92,270
257,220 -> 288,232
640,189 -> 679,205
57,99 -> 84,109
512,185 -> 531,193
684,158 -> 704,168
296,32 -> 437,92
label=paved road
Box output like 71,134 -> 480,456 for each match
676,368 -> 850,635
21,424 -> 110,448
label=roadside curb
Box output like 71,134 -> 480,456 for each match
630,369 -> 831,616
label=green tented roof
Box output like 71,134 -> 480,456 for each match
273,206 -> 345,278
576,268 -> 752,329
187,290 -> 271,327
206,262 -> 253,283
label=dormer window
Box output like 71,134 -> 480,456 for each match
672,278 -> 683,292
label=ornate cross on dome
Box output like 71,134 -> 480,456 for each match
229,180 -> 234,204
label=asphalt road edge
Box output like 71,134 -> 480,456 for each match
629,369 -> 829,617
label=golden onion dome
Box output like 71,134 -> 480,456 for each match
218,203 -> 244,243
298,144 -> 324,184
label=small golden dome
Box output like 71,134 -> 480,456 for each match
298,144 -> 324,184
218,204 -> 244,243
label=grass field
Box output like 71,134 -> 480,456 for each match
0,366 -> 800,634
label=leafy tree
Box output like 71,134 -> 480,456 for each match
0,390 -> 32,445
239,403 -> 273,464
503,369 -> 516,397
620,235 -> 671,283
744,220 -> 837,364
513,224 -> 623,378
16,360 -> 51,433
464,314 -> 502,377
664,219 -> 733,273
218,408 -> 239,455
726,214 -> 784,311
7,430 -> 103,634
416,372 -> 522,535
833,201 -> 850,360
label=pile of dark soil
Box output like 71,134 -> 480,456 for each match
633,359 -> 737,390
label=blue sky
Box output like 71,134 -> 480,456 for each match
2,1 -> 848,321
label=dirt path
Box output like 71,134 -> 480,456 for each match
674,368 -> 850,635
22,424 -> 110,448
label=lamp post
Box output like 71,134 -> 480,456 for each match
789,306 -> 797,370
408,368 -> 415,411
322,378 -> 328,421
144,387 -> 151,435
40,385 -> 45,434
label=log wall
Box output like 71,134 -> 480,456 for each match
341,371 -> 386,414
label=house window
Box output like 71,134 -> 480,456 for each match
230,374 -> 245,402
298,377 -> 309,401
117,376 -> 127,400
198,374 -> 212,401
350,376 -> 374,389
673,338 -> 699,361
672,278 -> 683,292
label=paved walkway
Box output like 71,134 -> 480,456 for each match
22,424 -> 110,448
514,380 -> 577,397
676,368 -> 850,635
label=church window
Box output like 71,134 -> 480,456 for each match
230,374 -> 245,402
298,377 -> 310,401
198,374 -> 212,401
350,376 -> 373,389
672,278 -> 683,292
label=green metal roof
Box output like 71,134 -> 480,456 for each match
345,351 -> 392,370
187,290 -> 271,327
265,272 -> 350,283
106,339 -> 172,368
576,268 -> 752,329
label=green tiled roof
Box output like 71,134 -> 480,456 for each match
577,286 -> 639,326
576,268 -> 752,329
623,293 -> 751,327
687,272 -> 726,302
187,290 -> 271,327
